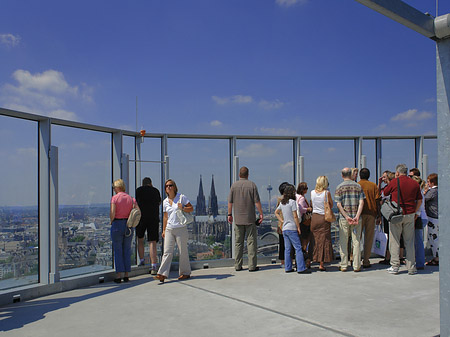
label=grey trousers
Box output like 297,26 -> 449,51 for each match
389,213 -> 416,272
234,223 -> 257,270
158,226 -> 191,277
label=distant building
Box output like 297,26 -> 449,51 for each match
208,175 -> 219,217
196,175 -> 207,215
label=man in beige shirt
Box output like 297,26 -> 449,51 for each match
228,167 -> 263,272
358,168 -> 381,268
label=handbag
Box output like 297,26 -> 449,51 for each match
176,194 -> 194,226
380,178 -> 404,225
127,197 -> 141,228
324,191 -> 336,223
300,197 -> 312,226
371,224 -> 388,257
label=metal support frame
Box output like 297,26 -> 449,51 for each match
436,37 -> 450,336
122,154 -> 130,194
354,137 -> 363,169
49,146 -> 59,283
136,137 -> 142,189
355,1 -> 450,334
414,136 -> 424,174
229,137 -> 238,259
112,131 -> 123,182
294,137 -> 302,186
376,137 -> 382,180
38,119 -> 51,284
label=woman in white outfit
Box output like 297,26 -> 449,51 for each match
154,179 -> 194,283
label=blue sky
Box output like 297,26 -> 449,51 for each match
0,0 -> 446,206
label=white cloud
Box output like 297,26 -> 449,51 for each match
259,99 -> 284,110
327,147 -> 336,152
0,69 -> 94,121
0,33 -> 21,48
210,120 -> 223,127
280,161 -> 293,171
275,0 -> 308,7
391,109 -> 433,122
212,95 -> 253,105
255,127 -> 296,136
237,143 -> 276,158
425,97 -> 435,103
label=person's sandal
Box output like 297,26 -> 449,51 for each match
154,274 -> 167,283
425,259 -> 439,266
178,274 -> 191,280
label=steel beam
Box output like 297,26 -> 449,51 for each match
354,0 -> 435,38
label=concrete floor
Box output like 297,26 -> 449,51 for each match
0,259 -> 440,337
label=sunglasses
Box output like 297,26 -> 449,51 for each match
165,184 -> 174,188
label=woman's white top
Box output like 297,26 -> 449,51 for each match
311,190 -> 326,215
276,199 -> 297,232
163,193 -> 190,229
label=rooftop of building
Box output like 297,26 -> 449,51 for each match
0,258 -> 440,337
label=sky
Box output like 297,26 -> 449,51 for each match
0,0 -> 446,206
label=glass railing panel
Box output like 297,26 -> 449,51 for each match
301,139 -> 354,255
381,139 -> 415,175
236,139 -> 293,259
0,116 -> 38,289
134,137 -> 163,264
123,135 -> 137,266
362,139 -> 377,184
52,125 -> 112,278
167,138 -> 231,261
424,139 -> 437,177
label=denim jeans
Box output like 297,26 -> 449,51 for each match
111,219 -> 134,273
415,228 -> 425,268
283,230 -> 306,272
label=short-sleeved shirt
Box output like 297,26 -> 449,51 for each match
277,199 -> 297,232
383,176 -> 422,215
228,178 -> 260,225
136,185 -> 161,222
111,192 -> 135,219
358,179 -> 381,217
163,193 -> 190,229
335,180 -> 365,218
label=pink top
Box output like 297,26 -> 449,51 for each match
296,194 -> 309,215
111,192 -> 135,219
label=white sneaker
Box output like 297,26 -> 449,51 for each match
387,266 -> 399,274
408,269 -> 417,275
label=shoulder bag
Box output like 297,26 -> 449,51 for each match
380,178 -> 404,225
324,191 -> 336,223
127,196 -> 141,228
176,194 -> 195,226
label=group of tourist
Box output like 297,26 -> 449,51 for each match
108,163 -> 439,283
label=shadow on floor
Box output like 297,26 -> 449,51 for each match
0,277 -> 150,332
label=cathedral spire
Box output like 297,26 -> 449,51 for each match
208,174 -> 219,217
196,175 -> 207,215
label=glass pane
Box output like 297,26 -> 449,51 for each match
381,139 -> 415,174
236,139 -> 293,258
168,138 -> 231,261
301,139 -> 354,255
0,116 -> 38,289
52,125 -> 112,278
362,139 -> 377,184
134,137 -> 162,265
424,138 -> 437,177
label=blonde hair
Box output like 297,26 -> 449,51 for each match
113,179 -> 126,192
164,179 -> 178,195
315,176 -> 329,192
411,175 -> 426,190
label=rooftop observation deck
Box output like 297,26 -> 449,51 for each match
0,258 -> 440,337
